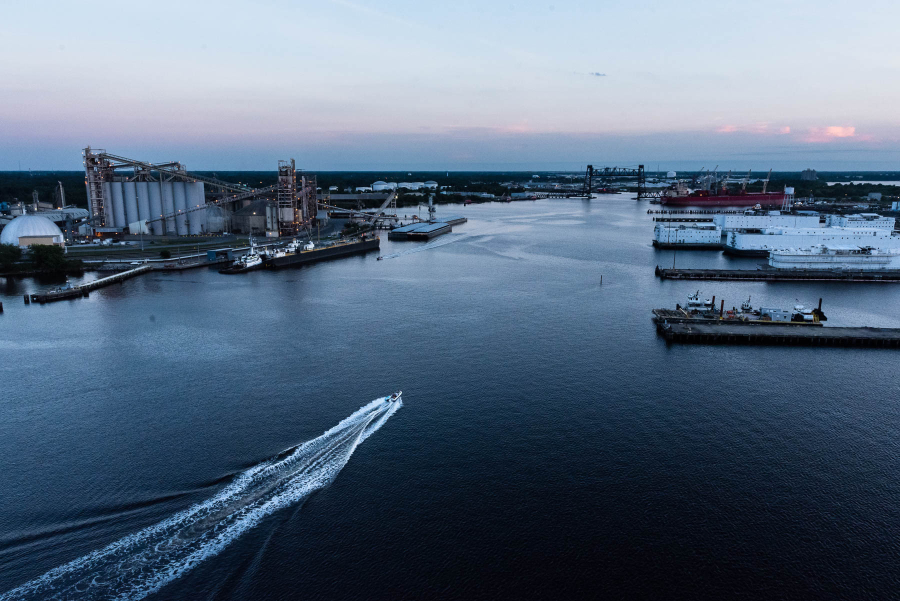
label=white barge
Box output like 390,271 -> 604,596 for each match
725,227 -> 900,256
652,223 -> 723,249
768,246 -> 900,271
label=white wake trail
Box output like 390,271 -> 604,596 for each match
1,397 -> 402,601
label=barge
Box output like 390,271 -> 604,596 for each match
652,292 -> 825,326
388,222 -> 452,241
266,236 -> 379,268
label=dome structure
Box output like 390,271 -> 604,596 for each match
0,215 -> 65,248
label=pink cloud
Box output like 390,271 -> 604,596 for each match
825,126 -> 855,138
715,123 -> 791,135
804,126 -> 859,142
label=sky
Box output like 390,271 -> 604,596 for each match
1,0 -> 899,171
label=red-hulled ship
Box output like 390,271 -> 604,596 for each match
661,189 -> 787,207
660,168 -> 786,207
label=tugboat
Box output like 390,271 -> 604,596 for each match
685,291 -> 713,311
219,237 -> 264,274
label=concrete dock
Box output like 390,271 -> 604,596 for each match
657,322 -> 900,348
656,266 -> 900,282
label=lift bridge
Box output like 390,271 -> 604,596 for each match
83,148 -> 316,237
580,165 -> 657,200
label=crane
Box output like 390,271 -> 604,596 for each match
741,170 -> 752,192
762,169 -> 772,194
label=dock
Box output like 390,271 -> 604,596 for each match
30,264 -> 154,303
655,266 -> 900,282
657,322 -> 900,348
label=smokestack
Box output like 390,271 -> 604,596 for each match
818,298 -> 823,312
721,299 -> 725,317
711,295 -> 715,310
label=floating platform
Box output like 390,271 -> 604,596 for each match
655,266 -> 900,282
388,222 -> 452,240
657,322 -> 900,348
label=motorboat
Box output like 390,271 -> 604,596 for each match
389,391 -> 402,402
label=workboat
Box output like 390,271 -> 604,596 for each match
389,391 -> 402,402
686,291 -> 713,310
219,237 -> 264,273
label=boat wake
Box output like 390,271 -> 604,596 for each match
0,397 -> 402,601
379,233 -> 470,260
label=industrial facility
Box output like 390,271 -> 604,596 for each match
82,148 -> 318,239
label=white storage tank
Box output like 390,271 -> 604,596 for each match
136,181 -> 151,223
123,182 -> 139,225
101,182 -> 115,226
161,182 -> 177,235
110,181 -> 127,228
148,182 -> 164,235
173,182 -> 188,236
187,182 -> 206,235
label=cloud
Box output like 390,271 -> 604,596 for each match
805,126 -> 857,142
589,72 -> 606,77
716,123 -> 791,135
825,126 -> 855,138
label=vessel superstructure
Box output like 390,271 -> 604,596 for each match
661,169 -> 788,207
768,246 -> 900,270
725,227 -> 900,256
652,223 -> 722,248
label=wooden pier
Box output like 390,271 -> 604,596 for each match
655,266 -> 900,282
657,322 -> 900,348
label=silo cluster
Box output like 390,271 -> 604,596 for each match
102,181 -> 209,235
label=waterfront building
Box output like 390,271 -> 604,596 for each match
0,214 -> 65,248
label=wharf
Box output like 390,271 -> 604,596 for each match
655,266 -> 900,282
657,322 -> 900,348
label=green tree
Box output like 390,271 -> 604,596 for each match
29,244 -> 67,272
0,243 -> 22,271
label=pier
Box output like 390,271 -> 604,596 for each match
30,264 -> 154,303
655,266 -> 900,282
657,322 -> 900,348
